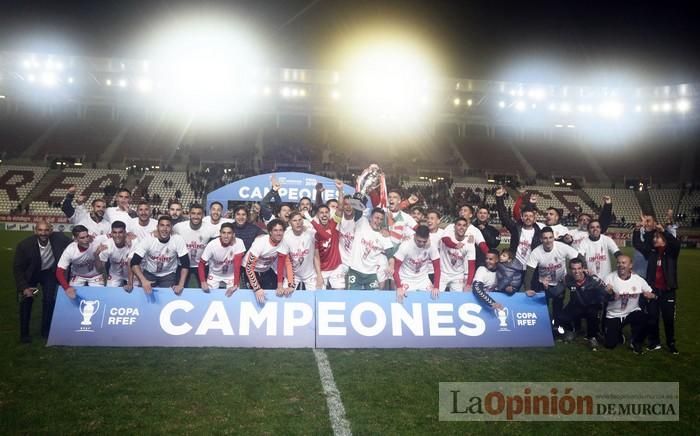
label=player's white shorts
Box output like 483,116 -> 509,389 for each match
70,274 -> 105,287
376,255 -> 390,283
207,274 -> 236,290
106,275 -> 128,287
439,274 -> 464,292
322,264 -> 348,289
401,276 -> 433,291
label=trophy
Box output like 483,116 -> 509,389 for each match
352,163 -> 387,210
79,300 -> 100,326
497,307 -> 509,328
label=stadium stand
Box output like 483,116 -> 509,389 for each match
133,171 -> 197,209
29,168 -> 127,215
649,189 -> 682,221
518,185 -> 596,217
0,166 -> 49,213
584,187 -> 642,225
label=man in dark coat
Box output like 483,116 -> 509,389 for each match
13,220 -> 71,343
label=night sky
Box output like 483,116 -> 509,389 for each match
1,0 -> 698,84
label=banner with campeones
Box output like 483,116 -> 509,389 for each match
47,289 -> 554,348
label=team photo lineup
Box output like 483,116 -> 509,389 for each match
2,1 -> 699,434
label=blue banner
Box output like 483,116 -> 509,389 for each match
47,288 -> 553,348
206,172 -> 355,210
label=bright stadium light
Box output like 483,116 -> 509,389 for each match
453,97 -> 461,106
498,101 -> 506,109
514,100 -> 526,111
41,72 -> 57,87
136,13 -> 267,122
105,79 -> 112,86
560,102 -> 571,113
527,87 -> 546,100
339,37 -> 440,127
661,102 -> 672,112
118,79 -> 128,88
598,100 -> 624,119
677,99 -> 691,113
467,99 -> 473,106
27,74 -> 36,83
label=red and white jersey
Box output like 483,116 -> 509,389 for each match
386,210 -> 417,245
133,235 -> 188,277
578,235 -> 619,278
394,239 -> 440,282
526,241 -> 582,284
201,237 -> 246,277
536,222 -> 569,240
279,229 -> 317,281
57,241 -> 100,278
128,218 -> 157,243
338,216 -> 357,267
94,235 -> 131,282
444,223 -> 486,247
202,216 -> 234,231
70,209 -> 111,240
604,272 -> 651,319
105,207 -> 133,225
244,236 -> 280,273
349,217 -> 393,275
314,220 -> 342,272
439,237 -> 475,277
473,266 -> 497,291
427,228 -> 445,273
516,227 -> 536,270
569,228 -> 589,250
173,221 -> 218,265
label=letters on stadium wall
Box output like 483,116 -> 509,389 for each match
0,214 -> 69,223
48,288 -> 554,348
205,172 -> 355,209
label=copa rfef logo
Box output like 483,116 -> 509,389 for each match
75,298 -> 141,333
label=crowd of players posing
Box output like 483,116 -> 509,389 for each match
37,179 -> 681,354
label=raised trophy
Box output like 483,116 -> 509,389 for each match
79,300 -> 100,326
352,163 -> 387,210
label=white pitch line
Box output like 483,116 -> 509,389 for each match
313,348 -> 352,436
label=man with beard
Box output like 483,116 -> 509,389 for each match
199,223 -> 246,297
203,201 -> 233,230
277,211 -> 323,293
127,200 -> 157,242
245,219 -> 286,303
337,194 -> 362,280
94,221 -> 133,291
473,205 -> 501,267
347,208 -> 394,290
578,219 -> 621,278
495,186 -> 542,289
61,185 -> 110,241
311,200 -> 346,290
173,204 -> 218,287
232,205 -> 265,251
131,216 -> 190,295
513,192 -> 569,240
168,199 -> 187,225
13,219 -> 70,342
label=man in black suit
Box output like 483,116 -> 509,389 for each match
13,220 -> 71,343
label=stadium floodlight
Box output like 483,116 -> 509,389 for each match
339,37 -> 440,127
548,103 -> 556,111
560,103 -> 571,113
598,100 -> 624,119
527,87 -> 546,100
105,79 -> 112,86
136,14 -> 266,122
514,100 -> 526,111
331,90 -> 341,100
651,103 -> 660,112
634,105 -> 642,112
263,86 -> 272,96
661,102 -> 672,112
118,79 -> 128,88
41,72 -> 57,87
467,99 -> 473,106
27,74 -> 36,83
137,78 -> 152,93
453,97 -> 460,106
498,101 -> 506,109
676,99 -> 691,113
